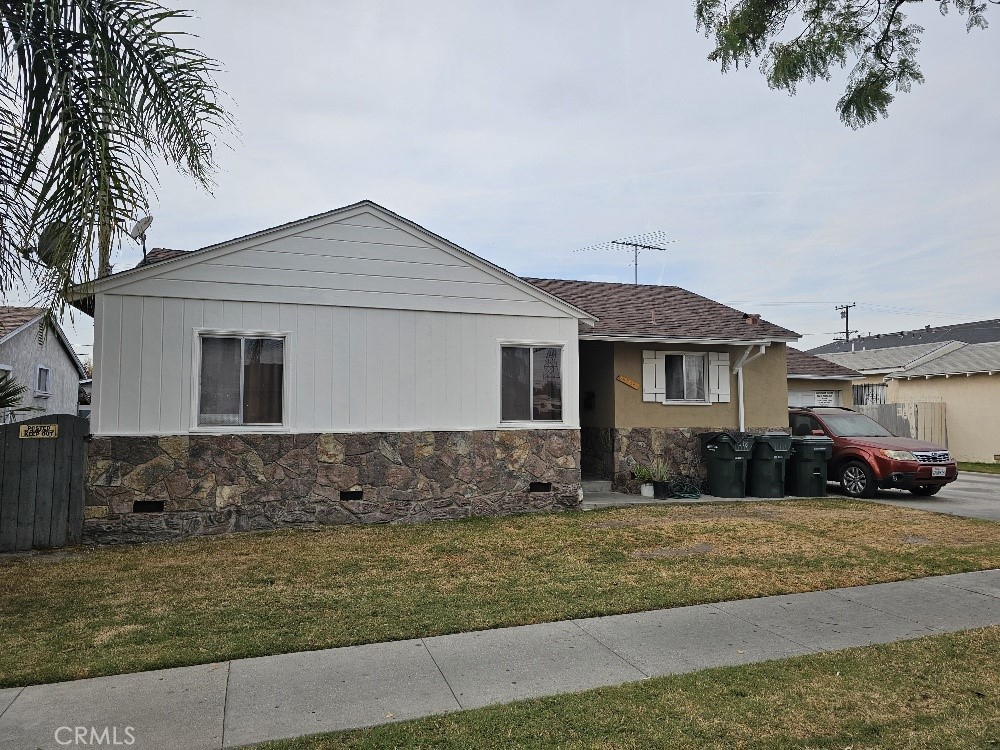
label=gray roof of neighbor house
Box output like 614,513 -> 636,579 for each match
889,341 -> 1000,378
809,318 -> 1000,355
524,278 -> 799,343
0,306 -> 44,341
787,348 -> 862,379
819,342 -> 955,372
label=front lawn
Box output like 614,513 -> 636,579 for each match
958,461 -> 1000,475
253,626 -> 1000,750
2,500 -> 999,688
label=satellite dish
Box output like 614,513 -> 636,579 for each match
129,216 -> 154,257
36,221 -> 71,268
129,216 -> 153,240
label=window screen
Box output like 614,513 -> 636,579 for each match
664,354 -> 705,401
199,336 -> 284,426
36,367 -> 50,393
502,346 -> 562,422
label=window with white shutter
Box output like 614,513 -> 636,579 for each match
642,351 -> 722,404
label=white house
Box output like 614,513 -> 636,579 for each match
0,306 -> 87,422
73,201 -> 595,543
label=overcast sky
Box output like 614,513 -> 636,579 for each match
38,0 -> 1000,356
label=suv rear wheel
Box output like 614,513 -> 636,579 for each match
840,461 -> 877,499
909,485 -> 941,497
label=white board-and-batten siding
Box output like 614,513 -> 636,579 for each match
90,208 -> 582,436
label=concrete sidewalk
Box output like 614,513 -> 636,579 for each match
2,570 -> 999,750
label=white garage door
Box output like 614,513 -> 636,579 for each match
788,390 -> 840,407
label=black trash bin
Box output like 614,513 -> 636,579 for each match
748,432 -> 792,498
700,431 -> 755,498
786,436 -> 834,497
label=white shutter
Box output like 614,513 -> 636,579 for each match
642,350 -> 666,402
709,352 -> 731,403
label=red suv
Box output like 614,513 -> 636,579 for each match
788,407 -> 958,498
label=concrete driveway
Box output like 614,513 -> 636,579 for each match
829,471 -> 1000,522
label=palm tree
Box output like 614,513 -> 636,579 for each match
1,0 -> 232,305
0,374 -> 37,423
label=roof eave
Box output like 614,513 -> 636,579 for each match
579,333 -> 799,345
787,374 -> 865,381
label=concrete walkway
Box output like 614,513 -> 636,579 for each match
2,570 -> 999,750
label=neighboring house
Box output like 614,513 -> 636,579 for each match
786,348 -> 863,407
0,306 -> 87,422
886,342 -> 1000,462
816,342 -> 964,405
71,201 -> 595,543
810,318 -> 1000,355
523,279 -> 799,488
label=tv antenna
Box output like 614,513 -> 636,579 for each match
576,230 -> 676,284
128,216 -> 154,259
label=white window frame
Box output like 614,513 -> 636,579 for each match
0,364 -> 11,382
498,341 -> 565,426
34,365 -> 51,398
191,329 -> 291,433
661,352 -> 709,405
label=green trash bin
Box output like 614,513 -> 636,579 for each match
786,436 -> 834,497
748,432 -> 792,498
700,432 -> 755,498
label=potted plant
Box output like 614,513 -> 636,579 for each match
632,463 -> 655,498
650,459 -> 671,499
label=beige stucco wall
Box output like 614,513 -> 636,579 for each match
613,341 -> 788,429
579,340 -> 615,428
888,374 -> 1000,462
787,378 -> 854,407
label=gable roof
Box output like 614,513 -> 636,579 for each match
0,306 -> 45,341
787,347 -> 862,379
524,278 -> 799,344
70,200 -> 595,324
809,318 -> 1000,355
818,341 -> 958,373
0,306 -> 87,378
888,341 -> 1000,379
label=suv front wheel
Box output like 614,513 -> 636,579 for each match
840,461 -> 877,499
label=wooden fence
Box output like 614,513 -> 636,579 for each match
856,402 -> 948,447
0,414 -> 88,553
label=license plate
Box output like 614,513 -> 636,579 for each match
932,467 -> 947,477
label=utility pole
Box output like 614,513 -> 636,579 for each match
834,302 -> 858,341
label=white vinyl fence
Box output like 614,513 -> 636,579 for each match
856,402 -> 948,447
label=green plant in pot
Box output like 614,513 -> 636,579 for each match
632,463 -> 655,498
649,459 -> 671,499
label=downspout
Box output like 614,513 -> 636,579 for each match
732,344 -> 768,432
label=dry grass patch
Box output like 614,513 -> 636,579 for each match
1,499 -> 999,688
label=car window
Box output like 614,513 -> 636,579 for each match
790,414 -> 823,436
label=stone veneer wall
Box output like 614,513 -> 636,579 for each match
611,427 -> 788,493
85,430 -> 581,544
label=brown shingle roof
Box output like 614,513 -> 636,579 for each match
135,247 -> 190,267
0,306 -> 44,340
787,347 -> 862,379
524,278 -> 799,342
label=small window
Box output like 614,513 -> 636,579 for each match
501,346 -> 562,422
0,365 -> 11,383
199,335 -> 285,426
663,354 -> 706,402
35,366 -> 51,395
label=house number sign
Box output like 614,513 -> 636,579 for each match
19,424 -> 58,439
616,375 -> 640,390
